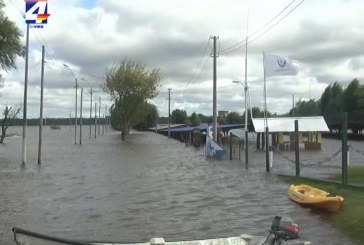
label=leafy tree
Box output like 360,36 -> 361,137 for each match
249,107 -> 267,118
290,99 -> 320,116
189,112 -> 201,126
134,103 -> 158,130
319,82 -> 343,115
109,103 -> 122,130
1,104 -> 21,143
342,78 -> 360,112
171,109 -> 188,124
226,111 -> 242,124
0,0 -> 24,71
103,60 -> 161,140
198,113 -> 212,123
356,85 -> 364,109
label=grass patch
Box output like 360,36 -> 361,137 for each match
328,166 -> 364,185
279,175 -> 364,244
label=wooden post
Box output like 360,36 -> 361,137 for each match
95,102 -> 97,138
265,127 -> 269,172
80,88 -> 83,145
229,132 -> 233,160
342,112 -> 348,185
89,88 -> 93,137
295,120 -> 300,177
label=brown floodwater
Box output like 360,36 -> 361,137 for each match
0,126 -> 362,244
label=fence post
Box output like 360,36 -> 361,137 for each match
342,112 -> 348,185
295,120 -> 300,177
269,146 -> 273,169
266,127 -> 270,172
347,146 -> 350,166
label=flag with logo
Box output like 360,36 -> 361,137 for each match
263,53 -> 299,77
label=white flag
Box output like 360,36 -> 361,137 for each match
263,53 -> 299,77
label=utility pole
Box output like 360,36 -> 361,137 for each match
80,88 -> 83,145
38,45 -> 45,165
89,88 -> 93,137
168,88 -> 171,138
75,78 -> 78,144
98,97 -> 101,135
22,24 -> 30,166
292,94 -> 295,116
212,35 -> 218,141
103,104 -> 107,134
95,102 -> 97,138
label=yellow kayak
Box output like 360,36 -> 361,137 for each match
288,184 -> 344,212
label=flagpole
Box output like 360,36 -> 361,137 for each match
244,4 -> 249,166
263,52 -> 267,128
263,52 -> 270,172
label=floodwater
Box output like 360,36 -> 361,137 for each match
0,126 -> 363,245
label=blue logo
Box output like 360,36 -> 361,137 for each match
25,0 -> 50,28
277,56 -> 287,68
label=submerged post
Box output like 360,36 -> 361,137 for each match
229,132 -> 233,160
341,112 -> 348,185
265,127 -> 269,172
294,120 -> 300,177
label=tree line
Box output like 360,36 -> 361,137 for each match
161,78 -> 364,134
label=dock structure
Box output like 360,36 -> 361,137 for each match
252,116 -> 329,151
152,123 -> 245,147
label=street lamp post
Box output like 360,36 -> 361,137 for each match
233,80 -> 249,165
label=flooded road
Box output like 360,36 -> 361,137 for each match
0,127 -> 362,244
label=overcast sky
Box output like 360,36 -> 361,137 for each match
2,0 -> 364,118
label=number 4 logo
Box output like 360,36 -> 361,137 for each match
25,0 -> 50,24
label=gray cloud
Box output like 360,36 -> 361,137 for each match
2,0 -> 364,118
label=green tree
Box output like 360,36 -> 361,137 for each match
189,112 -> 201,126
171,109 -> 188,124
356,85 -> 364,109
134,103 -> 158,130
249,107 -> 267,118
319,82 -> 343,114
226,111 -> 242,124
342,78 -> 360,112
290,99 -> 320,116
0,0 -> 23,71
103,60 -> 161,140
198,113 -> 212,123
319,82 -> 343,124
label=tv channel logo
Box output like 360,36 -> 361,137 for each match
25,0 -> 50,26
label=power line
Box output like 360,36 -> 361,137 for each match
8,0 -> 23,15
220,0 -> 305,55
184,38 -> 212,89
220,0 -> 297,54
191,55 -> 210,86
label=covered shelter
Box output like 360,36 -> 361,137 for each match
252,116 -> 329,150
